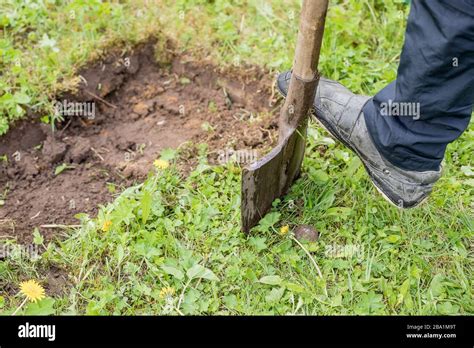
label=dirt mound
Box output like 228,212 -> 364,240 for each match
0,40 -> 280,243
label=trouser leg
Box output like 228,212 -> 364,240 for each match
363,0 -> 474,172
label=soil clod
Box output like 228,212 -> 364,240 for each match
294,224 -> 320,242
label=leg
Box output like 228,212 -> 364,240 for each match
276,0 -> 474,207
363,0 -> 474,172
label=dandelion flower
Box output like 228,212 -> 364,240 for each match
102,220 -> 112,232
19,280 -> 45,303
159,286 -> 175,299
154,159 -> 169,170
279,225 -> 290,236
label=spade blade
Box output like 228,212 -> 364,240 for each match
241,121 -> 307,233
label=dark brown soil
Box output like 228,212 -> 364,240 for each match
0,40 -> 280,244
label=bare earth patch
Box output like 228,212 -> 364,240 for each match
0,40 -> 279,243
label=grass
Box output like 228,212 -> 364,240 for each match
0,0 -> 473,315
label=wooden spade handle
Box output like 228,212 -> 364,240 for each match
293,0 -> 328,79
279,0 -> 328,136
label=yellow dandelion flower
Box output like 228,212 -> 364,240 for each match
279,225 -> 290,236
154,159 -> 170,170
102,220 -> 112,232
159,286 -> 175,299
19,280 -> 45,303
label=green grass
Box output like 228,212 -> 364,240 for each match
1,0 -> 473,315
0,0 -> 164,134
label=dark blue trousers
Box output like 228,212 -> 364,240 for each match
363,0 -> 474,172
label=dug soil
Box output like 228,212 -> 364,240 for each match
0,40 -> 280,244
